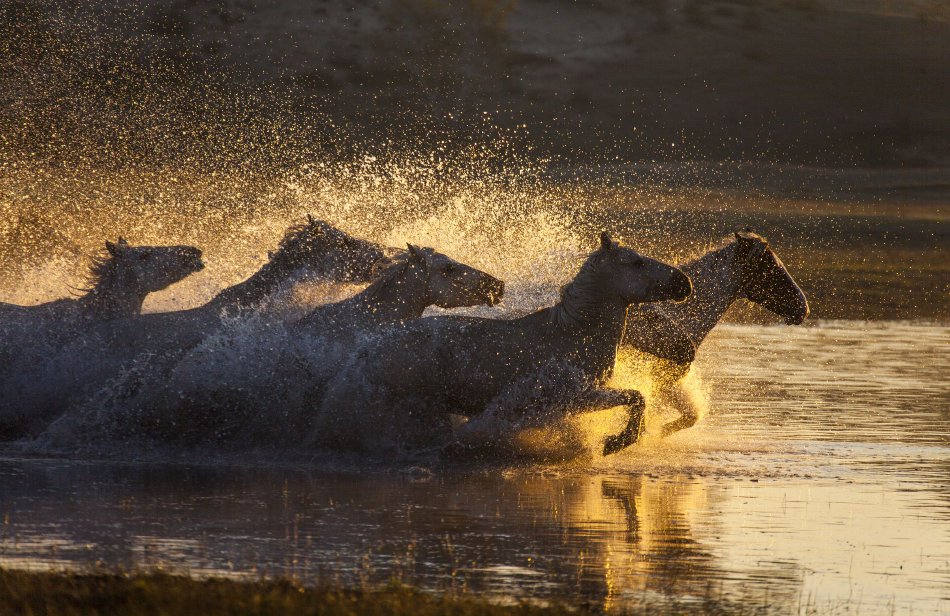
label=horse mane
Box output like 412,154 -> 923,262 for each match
370,252 -> 411,283
680,229 -> 768,268
360,247 -> 431,292
79,249 -> 120,296
273,220 -> 317,256
554,244 -> 611,327
270,219 -> 361,269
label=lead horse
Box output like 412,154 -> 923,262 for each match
313,233 -> 692,457
623,229 -> 809,437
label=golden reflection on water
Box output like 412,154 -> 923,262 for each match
0,161 -> 948,612
1,321 -> 948,613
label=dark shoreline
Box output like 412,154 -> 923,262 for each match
0,566 -> 801,615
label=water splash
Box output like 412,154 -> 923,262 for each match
1,155 -> 751,463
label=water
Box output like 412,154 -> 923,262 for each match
1,320 -> 947,614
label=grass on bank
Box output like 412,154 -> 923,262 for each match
0,568 -> 580,616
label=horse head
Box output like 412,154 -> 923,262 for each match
271,216 -> 391,283
733,229 -> 809,325
405,244 -> 505,309
593,232 -> 692,305
98,237 -> 204,294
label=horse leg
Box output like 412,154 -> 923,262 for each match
661,410 -> 698,437
658,381 -> 699,438
546,388 -> 647,455
598,389 -> 646,456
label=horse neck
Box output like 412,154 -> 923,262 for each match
204,259 -> 292,311
551,272 -> 630,376
77,268 -> 147,318
663,242 -> 742,346
350,262 -> 431,323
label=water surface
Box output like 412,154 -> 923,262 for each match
1,320 -> 947,614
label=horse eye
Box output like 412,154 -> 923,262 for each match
444,264 -> 457,274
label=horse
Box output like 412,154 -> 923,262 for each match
623,229 -> 809,437
39,245 -> 505,451
0,238 -> 204,321
0,218 -> 389,440
53,217 -> 392,366
201,215 -> 390,312
293,243 -> 504,336
0,238 -> 204,373
311,232 -> 692,458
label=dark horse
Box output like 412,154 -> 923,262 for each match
36,245 -> 506,451
0,237 -> 204,383
0,238 -> 204,321
313,233 -> 692,457
623,229 -> 809,437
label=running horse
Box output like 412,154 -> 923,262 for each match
313,233 -> 692,457
623,229 -> 809,437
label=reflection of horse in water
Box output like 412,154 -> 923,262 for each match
504,472 -> 803,611
623,230 -> 809,437
315,233 -> 692,457
44,245 -> 505,450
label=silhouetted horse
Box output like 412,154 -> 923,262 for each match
0,219 -> 388,439
0,238 -> 203,321
40,245 -> 505,451
624,229 -> 808,437
313,233 -> 691,457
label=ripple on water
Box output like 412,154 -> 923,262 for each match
1,321 -> 949,614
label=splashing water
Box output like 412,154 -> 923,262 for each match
1,154 -> 673,460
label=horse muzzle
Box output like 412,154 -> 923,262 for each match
667,269 -> 693,303
784,298 -> 810,325
183,247 -> 205,272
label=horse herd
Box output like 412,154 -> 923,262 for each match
0,216 -> 809,459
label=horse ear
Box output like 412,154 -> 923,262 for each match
307,214 -> 315,225
118,237 -> 129,246
105,240 -> 117,255
599,232 -> 613,251
406,244 -> 423,261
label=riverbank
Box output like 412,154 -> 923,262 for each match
0,567 -> 778,616
0,568 -> 570,616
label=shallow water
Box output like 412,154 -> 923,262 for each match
1,320 -> 948,614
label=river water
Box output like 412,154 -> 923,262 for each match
0,320 -> 947,614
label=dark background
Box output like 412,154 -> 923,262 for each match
2,0 -> 949,170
